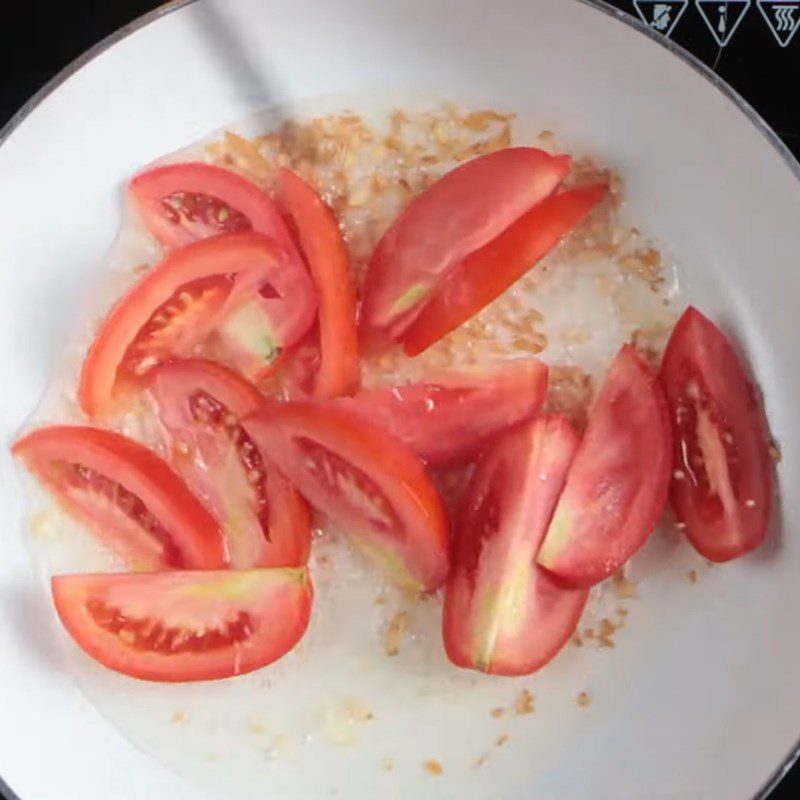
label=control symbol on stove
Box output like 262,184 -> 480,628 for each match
633,0 -> 689,36
696,0 -> 752,45
757,1 -> 800,45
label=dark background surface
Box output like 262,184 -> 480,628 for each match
0,0 -> 798,798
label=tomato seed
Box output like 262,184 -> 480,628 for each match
118,629 -> 136,646
297,436 -> 399,533
161,191 -> 251,234
63,462 -> 183,567
88,600 -> 254,654
188,390 -> 272,537
120,276 -> 232,382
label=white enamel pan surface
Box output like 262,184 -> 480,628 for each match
0,1 -> 798,798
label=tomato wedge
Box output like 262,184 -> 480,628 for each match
339,360 -> 548,467
360,148 -> 571,348
52,568 -> 312,682
276,168 -> 360,397
146,359 -> 311,569
130,162 -> 299,256
12,426 -> 226,570
402,185 -> 608,355
79,232 -> 316,418
537,345 -> 672,587
660,307 -> 773,562
444,416 -> 587,675
243,401 -> 449,591
270,336 -> 322,399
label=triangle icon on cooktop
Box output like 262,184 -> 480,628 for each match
696,0 -> 752,46
757,1 -> 800,46
633,1 -> 689,37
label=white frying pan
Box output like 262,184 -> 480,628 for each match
0,1 -> 798,798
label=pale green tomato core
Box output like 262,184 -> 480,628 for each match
537,503 -> 572,569
350,533 -> 423,594
474,558 -> 532,670
183,568 -> 307,599
390,283 -> 431,317
219,300 -> 281,362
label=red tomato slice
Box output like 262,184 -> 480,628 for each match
130,162 -> 299,256
402,185 -> 607,355
444,416 -> 587,675
276,169 -> 360,397
79,232 -> 316,418
52,568 -> 312,682
12,426 -> 226,570
360,148 -> 571,348
146,359 -> 311,569
537,345 -> 672,588
243,401 -> 449,591
271,336 -> 322,400
660,307 -> 773,562
339,360 -> 548,468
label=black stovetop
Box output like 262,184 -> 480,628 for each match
0,1 -> 798,798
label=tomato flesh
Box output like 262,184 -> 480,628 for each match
660,307 -> 773,561
444,416 -> 587,675
12,426 -> 226,570
156,190 -> 252,237
360,147 -> 571,348
276,168 -> 360,397
130,162 -> 298,254
537,345 -> 672,587
79,232 -> 316,417
339,360 -> 548,467
270,336 -> 322,399
402,184 -> 607,355
243,401 -> 449,591
120,275 -> 231,384
146,359 -> 311,569
52,568 -> 312,682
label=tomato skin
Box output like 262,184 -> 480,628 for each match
361,148 -> 571,348
52,568 -> 313,682
660,307 -> 773,562
145,359 -> 312,569
444,416 -> 587,676
243,401 -> 449,592
402,185 -> 607,355
12,426 -> 226,570
79,232 -> 316,418
276,168 -> 360,398
537,345 -> 672,588
339,360 -> 548,467
130,162 -> 299,256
